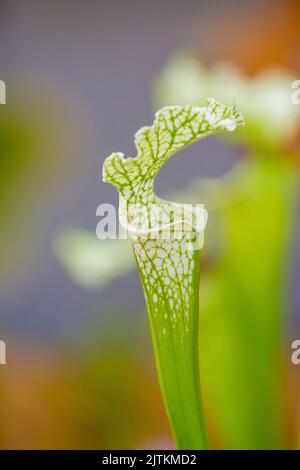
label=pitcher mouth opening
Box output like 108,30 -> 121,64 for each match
119,198 -> 208,250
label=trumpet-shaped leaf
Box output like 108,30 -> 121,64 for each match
103,100 -> 243,449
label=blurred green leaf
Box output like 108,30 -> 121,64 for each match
55,230 -> 133,289
200,156 -> 297,448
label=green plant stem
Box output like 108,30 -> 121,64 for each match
133,239 -> 208,450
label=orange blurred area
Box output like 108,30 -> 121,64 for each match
1,338 -> 300,449
196,0 -> 300,74
0,336 -> 172,449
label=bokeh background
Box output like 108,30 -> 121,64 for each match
0,0 -> 300,449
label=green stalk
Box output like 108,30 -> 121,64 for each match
134,235 -> 208,449
103,101 -> 243,449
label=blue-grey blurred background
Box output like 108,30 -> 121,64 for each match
0,0 -> 300,450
